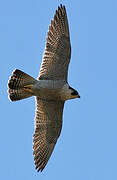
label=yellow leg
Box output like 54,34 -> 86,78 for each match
24,84 -> 33,93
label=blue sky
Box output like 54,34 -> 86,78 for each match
0,0 -> 117,179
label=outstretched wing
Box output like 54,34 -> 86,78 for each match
33,97 -> 64,172
38,5 -> 71,81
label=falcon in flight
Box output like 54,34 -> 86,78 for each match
8,4 -> 80,172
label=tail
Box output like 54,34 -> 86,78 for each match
8,69 -> 37,101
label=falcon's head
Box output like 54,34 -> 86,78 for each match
60,84 -> 80,100
69,86 -> 80,99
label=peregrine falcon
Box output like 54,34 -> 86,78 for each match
8,4 -> 80,172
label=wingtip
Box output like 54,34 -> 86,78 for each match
35,164 -> 45,172
58,4 -> 66,11
59,4 -> 65,8
53,4 -> 66,21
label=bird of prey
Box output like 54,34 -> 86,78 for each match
7,4 -> 80,172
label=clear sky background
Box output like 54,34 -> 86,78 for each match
0,0 -> 117,179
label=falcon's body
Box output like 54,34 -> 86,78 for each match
32,80 -> 78,101
7,5 -> 80,172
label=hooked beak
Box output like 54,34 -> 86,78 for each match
77,94 -> 80,98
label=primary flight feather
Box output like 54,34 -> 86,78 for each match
8,4 -> 80,172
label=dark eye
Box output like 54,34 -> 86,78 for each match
71,90 -> 78,96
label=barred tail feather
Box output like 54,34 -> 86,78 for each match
8,69 -> 36,101
8,89 -> 32,101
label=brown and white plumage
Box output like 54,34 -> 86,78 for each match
39,4 -> 71,81
8,69 -> 36,101
33,97 -> 64,171
33,5 -> 71,171
7,4 -> 80,172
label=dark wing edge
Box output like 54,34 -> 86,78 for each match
38,4 -> 71,80
33,97 -> 64,172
